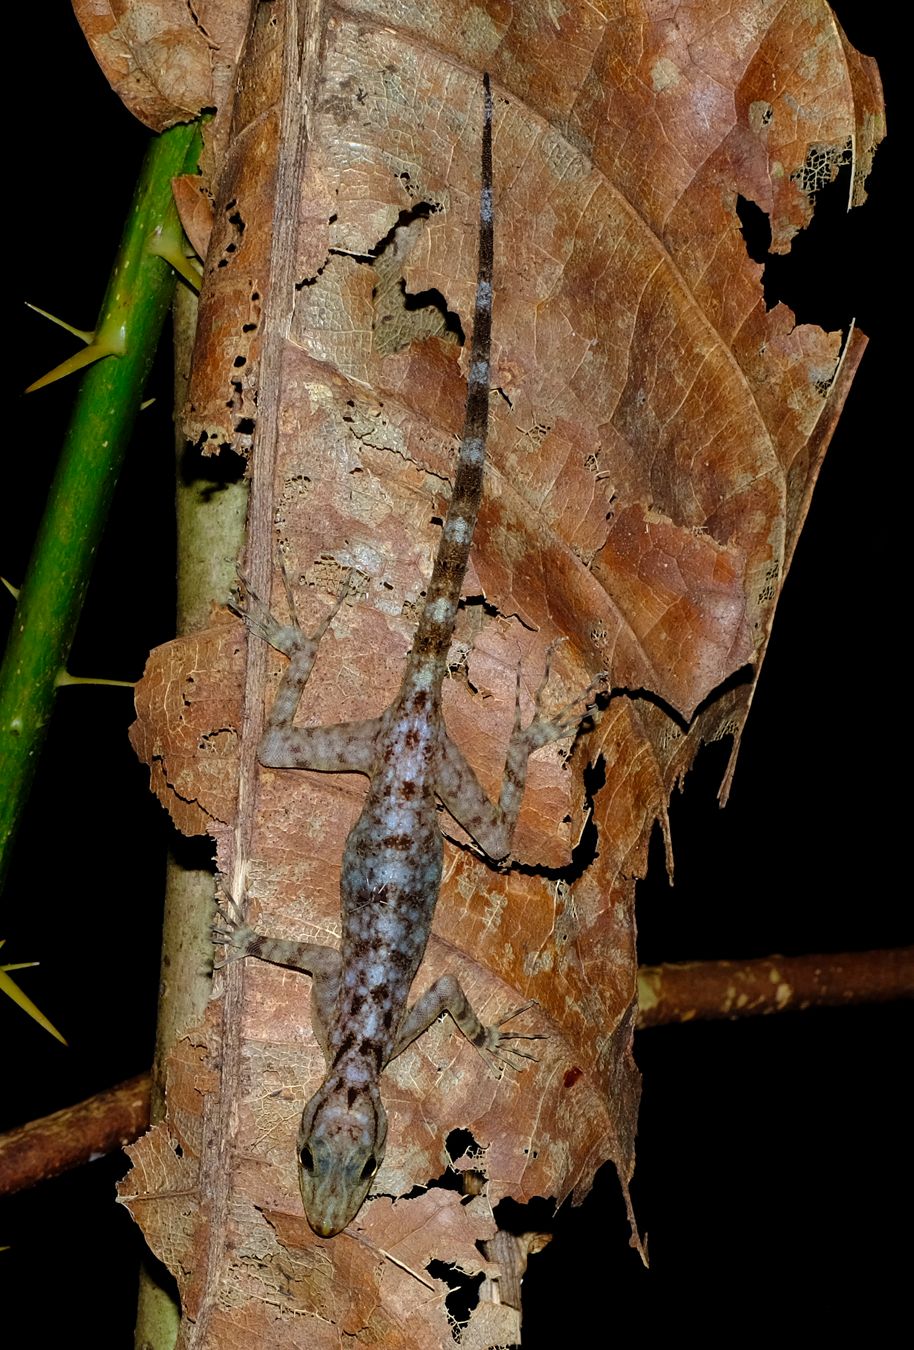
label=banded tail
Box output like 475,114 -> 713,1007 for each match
408,74 -> 494,670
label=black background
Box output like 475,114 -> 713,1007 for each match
3,3 -> 909,1341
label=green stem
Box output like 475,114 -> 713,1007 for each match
0,121 -> 202,892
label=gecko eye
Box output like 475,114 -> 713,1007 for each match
299,1145 -> 315,1173
360,1154 -> 378,1182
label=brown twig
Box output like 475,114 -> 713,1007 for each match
0,1071 -> 150,1194
637,947 -> 914,1028
2,948 -> 910,1195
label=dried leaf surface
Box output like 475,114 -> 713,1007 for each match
118,1 -> 881,1343
73,0 -> 248,133
128,619 -> 243,836
171,172 -> 216,263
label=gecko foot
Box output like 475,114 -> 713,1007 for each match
479,1000 -> 545,1074
513,640 -> 609,755
230,560 -> 354,658
211,892 -> 258,968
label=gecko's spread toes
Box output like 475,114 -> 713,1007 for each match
231,575 -> 310,657
477,1001 -> 543,1073
233,561 -> 360,660
520,662 -> 609,752
211,893 -> 249,962
211,906 -> 258,963
494,998 -> 540,1027
482,1037 -> 540,1075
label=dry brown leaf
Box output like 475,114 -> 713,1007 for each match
73,0 -> 248,139
128,618 -> 244,836
171,172 -> 215,263
118,1 -> 882,1343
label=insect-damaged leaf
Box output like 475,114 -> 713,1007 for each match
111,1 -> 881,1342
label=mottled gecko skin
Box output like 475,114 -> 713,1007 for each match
224,75 -> 604,1237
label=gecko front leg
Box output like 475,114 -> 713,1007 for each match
233,570 -> 381,774
437,642 -> 608,862
213,901 -> 342,1063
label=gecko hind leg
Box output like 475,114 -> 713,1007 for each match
513,639 -> 609,755
390,975 -> 541,1077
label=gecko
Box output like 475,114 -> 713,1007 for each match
220,74 -> 605,1238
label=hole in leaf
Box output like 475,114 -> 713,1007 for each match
425,1260 -> 484,1336
179,441 -> 246,495
446,1128 -> 479,1162
397,1128 -> 485,1204
735,163 -> 861,328
401,279 -> 465,344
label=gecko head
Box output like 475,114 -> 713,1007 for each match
297,1077 -> 388,1237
